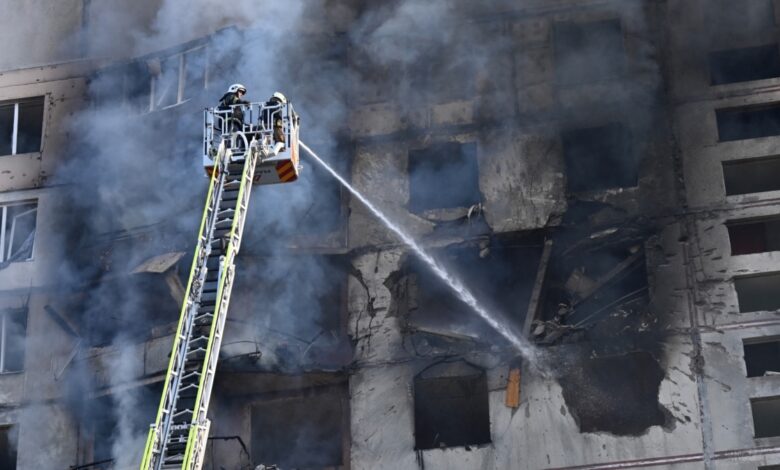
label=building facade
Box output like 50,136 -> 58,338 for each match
0,0 -> 780,469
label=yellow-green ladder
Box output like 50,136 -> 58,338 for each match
140,140 -> 258,470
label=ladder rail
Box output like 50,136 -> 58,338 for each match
141,141 -> 260,470
183,144 -> 259,467
158,154 -> 229,462
141,152 -> 222,469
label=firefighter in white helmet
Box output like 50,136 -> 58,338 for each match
218,83 -> 249,133
262,91 -> 292,156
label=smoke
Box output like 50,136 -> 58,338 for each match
46,0 -> 327,466
5,0 -> 718,466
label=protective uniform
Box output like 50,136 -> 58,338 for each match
262,92 -> 286,141
218,83 -> 249,132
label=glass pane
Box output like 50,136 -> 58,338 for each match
4,202 -> 36,262
155,55 -> 180,108
183,47 -> 207,100
3,310 -> 26,372
0,104 -> 13,156
16,98 -> 44,154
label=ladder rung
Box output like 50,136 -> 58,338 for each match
223,180 -> 240,190
217,209 -> 235,219
172,408 -> 193,418
215,219 -> 233,229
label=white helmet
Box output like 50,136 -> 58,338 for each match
228,83 -> 247,94
271,91 -> 287,104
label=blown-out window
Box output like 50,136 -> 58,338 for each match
0,97 -> 44,156
554,19 -> 625,85
562,123 -> 638,192
0,425 -> 17,469
414,362 -> 491,450
408,142 -> 481,213
152,46 -> 208,110
0,201 -> 37,265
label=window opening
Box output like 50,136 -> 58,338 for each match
562,123 -> 638,192
251,389 -> 345,468
183,47 -> 207,100
0,97 -> 44,156
554,19 -> 625,85
735,273 -> 780,313
723,156 -> 780,195
0,201 -> 36,264
408,142 -> 480,213
0,425 -> 17,469
727,217 -> 780,255
752,396 -> 780,438
154,55 -> 181,109
717,104 -> 780,142
0,309 -> 26,373
710,44 -> 780,85
414,363 -> 491,450
744,338 -> 780,377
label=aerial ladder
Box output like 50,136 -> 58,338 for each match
140,100 -> 300,470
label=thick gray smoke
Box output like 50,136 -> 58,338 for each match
2,0 -> 698,466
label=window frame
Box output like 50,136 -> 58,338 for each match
151,45 -> 209,111
0,308 -> 26,374
0,200 -> 37,264
0,96 -> 45,156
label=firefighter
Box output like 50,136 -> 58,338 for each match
262,91 -> 289,156
218,83 -> 249,133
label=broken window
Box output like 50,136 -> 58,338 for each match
251,387 -> 346,468
537,234 -> 650,345
723,156 -> 780,196
735,273 -> 780,313
553,19 -> 625,86
414,362 -> 491,450
727,217 -> 780,255
559,351 -> 668,435
744,338 -> 780,377
408,142 -> 481,213
562,123 -> 638,193
0,97 -> 44,156
154,55 -> 181,109
716,104 -> 780,142
752,396 -> 780,438
710,44 -> 780,85
183,46 -> 207,101
149,46 -> 209,110
405,235 -> 543,342
0,201 -> 37,265
0,309 -> 26,373
125,61 -> 153,113
0,425 -> 17,469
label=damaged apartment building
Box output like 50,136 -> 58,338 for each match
2,0 -> 780,468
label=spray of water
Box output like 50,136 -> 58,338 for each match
299,141 -> 538,362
